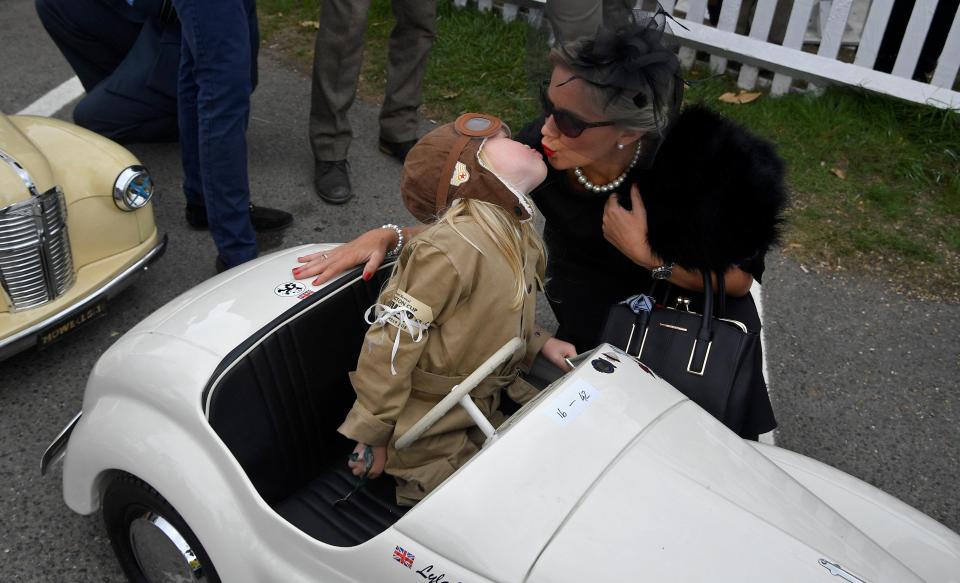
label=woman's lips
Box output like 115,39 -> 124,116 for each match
542,143 -> 556,158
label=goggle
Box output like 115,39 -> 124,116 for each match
454,112 -> 510,139
434,113 -> 510,210
539,81 -> 617,138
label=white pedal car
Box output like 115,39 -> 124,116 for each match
43,245 -> 960,583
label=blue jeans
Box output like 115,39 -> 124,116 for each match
35,0 -> 178,143
173,0 -> 259,267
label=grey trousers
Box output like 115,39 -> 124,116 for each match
309,0 -> 436,161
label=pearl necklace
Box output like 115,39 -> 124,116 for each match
574,142 -> 642,193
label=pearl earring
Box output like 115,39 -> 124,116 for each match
617,143 -> 624,150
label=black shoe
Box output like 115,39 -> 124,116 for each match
314,160 -> 352,204
249,204 -> 293,232
185,203 -> 292,232
185,203 -> 209,230
378,137 -> 418,163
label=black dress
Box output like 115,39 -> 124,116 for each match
518,117 -> 777,437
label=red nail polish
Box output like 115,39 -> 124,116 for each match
362,272 -> 372,281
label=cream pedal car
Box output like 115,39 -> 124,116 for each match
0,112 -> 165,361
43,245 -> 960,583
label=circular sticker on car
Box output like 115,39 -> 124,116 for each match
274,282 -> 306,297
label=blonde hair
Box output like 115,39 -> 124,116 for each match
382,199 -> 545,310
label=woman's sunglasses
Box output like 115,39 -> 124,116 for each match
539,81 -> 617,138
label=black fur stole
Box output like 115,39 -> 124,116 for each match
638,105 -> 789,273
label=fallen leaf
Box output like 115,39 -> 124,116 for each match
441,90 -> 462,100
718,90 -> 762,104
830,167 -> 847,179
299,20 -> 319,29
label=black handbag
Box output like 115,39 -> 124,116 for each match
599,271 -> 762,431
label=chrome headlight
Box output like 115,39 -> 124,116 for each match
113,166 -> 154,211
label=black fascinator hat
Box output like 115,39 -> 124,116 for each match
639,105 -> 790,273
550,3 -> 684,137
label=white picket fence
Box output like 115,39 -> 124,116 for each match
457,0 -> 960,110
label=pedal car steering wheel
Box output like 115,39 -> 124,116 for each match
395,337 -> 523,450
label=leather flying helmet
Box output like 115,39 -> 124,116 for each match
401,113 -> 535,224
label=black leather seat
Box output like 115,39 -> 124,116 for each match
274,463 -> 407,547
206,267 -> 406,547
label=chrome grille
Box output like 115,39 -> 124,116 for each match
0,187 -> 75,311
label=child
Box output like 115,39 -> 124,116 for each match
338,113 -> 577,507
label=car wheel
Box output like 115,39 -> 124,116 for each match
102,473 -> 220,583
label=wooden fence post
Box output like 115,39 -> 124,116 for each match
710,0 -> 743,74
771,0 -> 816,96
679,0 -> 709,69
737,1 -> 779,90
853,0 -> 894,69
892,0 -> 939,79
931,8 -> 960,89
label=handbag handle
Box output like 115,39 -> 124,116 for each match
687,270 -> 714,376
648,271 -> 727,317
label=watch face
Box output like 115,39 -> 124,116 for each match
652,266 -> 672,280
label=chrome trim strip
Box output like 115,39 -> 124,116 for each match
0,187 -> 74,311
0,234 -> 168,361
0,146 -> 40,196
40,411 -> 82,475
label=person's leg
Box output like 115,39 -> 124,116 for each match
73,87 -> 177,143
176,14 -> 204,216
35,0 -> 141,92
173,0 -> 257,268
378,0 -> 437,145
73,18 -> 179,144
308,0 -> 372,161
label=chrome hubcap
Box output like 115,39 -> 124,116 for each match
129,512 -> 206,582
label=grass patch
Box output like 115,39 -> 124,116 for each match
683,69 -> 959,300
258,0 -> 535,128
258,0 -> 960,302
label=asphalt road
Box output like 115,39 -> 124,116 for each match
1,1 -> 958,580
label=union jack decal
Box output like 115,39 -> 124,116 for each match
393,545 -> 415,568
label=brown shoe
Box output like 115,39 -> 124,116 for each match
314,160 -> 353,204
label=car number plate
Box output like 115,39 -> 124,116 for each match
37,296 -> 108,350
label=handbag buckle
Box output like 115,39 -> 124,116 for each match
686,339 -> 712,376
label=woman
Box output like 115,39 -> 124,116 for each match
293,10 -> 784,439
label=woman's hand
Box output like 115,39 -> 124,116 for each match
541,337 -> 578,371
602,184 -> 659,269
293,228 -> 396,285
347,442 -> 387,478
